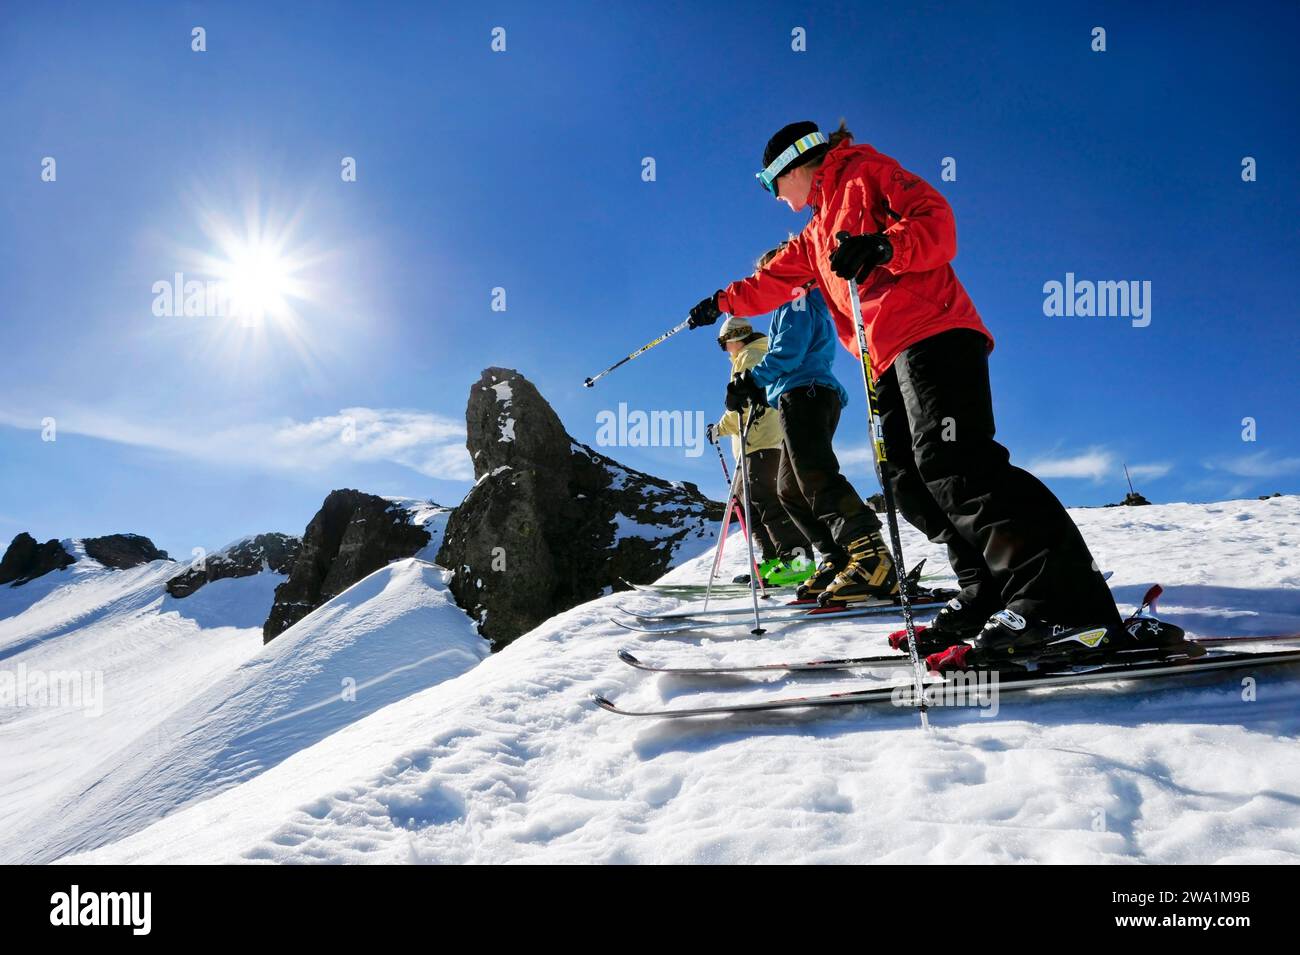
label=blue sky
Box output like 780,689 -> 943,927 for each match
1,1 -> 1297,559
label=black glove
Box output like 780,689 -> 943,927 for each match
688,291 -> 723,329
725,369 -> 767,413
829,231 -> 893,283
705,422 -> 718,445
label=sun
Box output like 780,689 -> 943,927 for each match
187,194 -> 315,330
171,188 -> 340,381
218,240 -> 296,326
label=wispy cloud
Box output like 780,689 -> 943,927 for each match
842,442 -> 1171,486
1123,462 -> 1172,481
1025,447 -> 1171,484
0,406 -> 472,480
1203,450 -> 1300,480
1026,447 -> 1116,481
836,445 -> 876,469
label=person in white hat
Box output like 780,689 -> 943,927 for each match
710,315 -> 814,586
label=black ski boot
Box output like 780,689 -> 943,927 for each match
971,609 -> 1115,662
796,554 -> 848,601
817,531 -> 898,606
929,595 -> 1001,643
1120,616 -> 1200,658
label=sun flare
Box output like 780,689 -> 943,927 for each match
218,240 -> 296,325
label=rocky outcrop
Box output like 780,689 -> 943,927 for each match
166,533 -> 302,598
1105,492 -> 1152,507
83,534 -> 170,569
0,533 -> 75,585
262,491 -> 432,643
437,368 -> 723,647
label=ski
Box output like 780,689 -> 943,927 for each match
618,596 -> 819,620
618,556 -> 946,600
592,647 -> 1300,718
617,633 -> 1300,676
618,586 -> 958,622
611,597 -> 951,635
621,578 -> 798,596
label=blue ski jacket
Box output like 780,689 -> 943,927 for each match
747,287 -> 850,409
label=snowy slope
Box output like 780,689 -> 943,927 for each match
4,557 -> 488,863
0,548 -> 270,859
68,496 -> 1300,864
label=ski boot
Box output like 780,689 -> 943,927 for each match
733,556 -> 816,589
930,595 -> 1001,642
795,554 -> 848,602
764,554 -> 815,587
925,612 -> 1109,672
1117,585 -> 1200,660
888,625 -> 954,658
969,609 -> 1117,665
816,531 -> 898,606
888,597 -> 997,658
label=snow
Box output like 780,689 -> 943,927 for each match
384,497 -> 452,561
489,380 -> 516,442
2,556 -> 487,863
48,496 -> 1300,865
0,557 -> 268,861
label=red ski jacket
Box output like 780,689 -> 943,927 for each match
717,142 -> 992,378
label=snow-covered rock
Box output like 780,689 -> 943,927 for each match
440,368 -> 723,646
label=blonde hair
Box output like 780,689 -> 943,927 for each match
756,240 -> 790,270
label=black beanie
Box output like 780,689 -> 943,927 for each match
762,120 -> 827,172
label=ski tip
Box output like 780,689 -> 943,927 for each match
589,693 -> 618,712
617,648 -> 642,667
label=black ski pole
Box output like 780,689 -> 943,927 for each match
583,318 -> 692,388
837,233 -> 929,729
712,429 -> 732,487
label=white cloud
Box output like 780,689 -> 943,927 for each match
0,406 -> 472,481
836,445 -> 876,468
1124,462 -> 1172,481
1203,450 -> 1300,480
1024,448 -> 1172,484
841,442 -> 1172,486
1025,447 -> 1116,481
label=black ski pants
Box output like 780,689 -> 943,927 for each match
874,328 -> 1119,627
744,447 -> 814,563
775,385 -> 882,562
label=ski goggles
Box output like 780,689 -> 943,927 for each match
756,131 -> 827,196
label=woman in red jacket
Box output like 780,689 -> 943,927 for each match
688,120 -> 1120,654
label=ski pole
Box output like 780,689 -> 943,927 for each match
583,318 -> 692,388
712,430 -> 732,487
837,233 -> 929,729
736,403 -> 766,635
702,463 -> 744,612
705,417 -> 766,602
